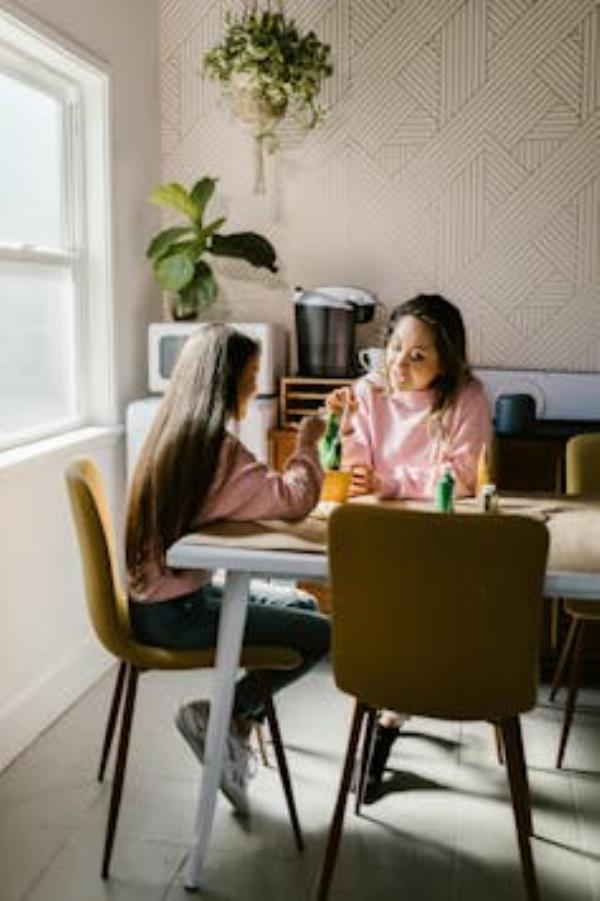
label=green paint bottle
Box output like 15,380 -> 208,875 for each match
318,412 -> 342,471
436,464 -> 455,513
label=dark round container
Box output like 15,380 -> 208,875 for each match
494,393 -> 536,435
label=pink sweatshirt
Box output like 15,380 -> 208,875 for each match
131,432 -> 323,602
341,374 -> 492,500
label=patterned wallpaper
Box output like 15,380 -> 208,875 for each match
159,0 -> 600,371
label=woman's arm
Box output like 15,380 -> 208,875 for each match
199,420 -> 325,524
328,382 -> 373,471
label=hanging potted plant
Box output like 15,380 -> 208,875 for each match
146,176 -> 278,320
203,3 -> 333,193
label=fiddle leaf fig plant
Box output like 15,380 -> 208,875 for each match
203,5 -> 333,192
146,176 -> 278,319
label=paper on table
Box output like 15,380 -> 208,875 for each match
179,495 -> 600,572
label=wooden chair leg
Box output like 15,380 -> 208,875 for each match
556,621 -> 586,769
355,706 -> 376,815
500,717 -> 538,901
258,681 -> 304,852
98,661 -> 127,782
549,597 -> 561,650
549,617 -> 579,702
254,722 -> 270,767
492,722 -> 504,766
102,664 -> 139,879
316,701 -> 367,901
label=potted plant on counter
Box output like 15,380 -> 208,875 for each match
147,176 -> 278,320
203,3 -> 333,193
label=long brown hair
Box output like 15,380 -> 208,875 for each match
126,323 -> 259,590
386,294 -> 472,416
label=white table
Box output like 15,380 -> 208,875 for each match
167,513 -> 600,890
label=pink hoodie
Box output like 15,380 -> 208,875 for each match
341,374 -> 492,500
131,433 -> 323,602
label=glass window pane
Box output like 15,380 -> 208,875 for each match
0,261 -> 78,445
0,71 -> 63,249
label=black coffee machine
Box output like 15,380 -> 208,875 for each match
294,286 -> 377,377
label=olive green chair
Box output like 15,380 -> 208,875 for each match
65,457 -> 303,878
549,433 -> 600,768
316,505 -> 548,901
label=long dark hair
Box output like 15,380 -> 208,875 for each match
386,294 -> 471,415
126,323 -> 259,589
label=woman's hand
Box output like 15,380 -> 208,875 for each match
297,415 -> 326,448
349,464 -> 382,497
325,386 -> 358,437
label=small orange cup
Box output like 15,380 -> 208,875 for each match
320,470 -> 352,503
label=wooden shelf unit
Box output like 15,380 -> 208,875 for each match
279,376 -> 352,429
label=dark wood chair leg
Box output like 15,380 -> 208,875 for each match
492,721 -> 504,766
501,717 -> 538,901
316,701 -> 366,901
258,680 -> 304,852
355,706 -> 376,815
550,617 -> 579,702
98,661 -> 127,782
502,716 -> 533,835
556,620 -> 586,769
102,664 -> 139,879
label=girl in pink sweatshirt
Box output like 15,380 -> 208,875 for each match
127,323 -> 330,815
328,293 -> 492,801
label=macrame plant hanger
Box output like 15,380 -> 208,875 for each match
234,0 -> 285,194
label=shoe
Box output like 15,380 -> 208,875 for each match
362,723 -> 400,805
175,700 -> 210,764
220,721 -> 258,817
175,702 -> 256,817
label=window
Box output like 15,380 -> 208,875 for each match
0,9 -> 114,451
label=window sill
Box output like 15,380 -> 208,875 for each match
0,425 -> 123,479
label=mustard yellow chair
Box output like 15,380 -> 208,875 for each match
316,505 -> 549,901
65,457 -> 304,878
549,433 -> 600,768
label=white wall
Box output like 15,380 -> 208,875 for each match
0,0 -> 161,771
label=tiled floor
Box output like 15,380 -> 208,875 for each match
1,662 -> 599,901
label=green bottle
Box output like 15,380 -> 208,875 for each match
436,464 -> 455,513
318,412 -> 342,471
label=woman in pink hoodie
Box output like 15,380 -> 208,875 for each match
330,293 -> 491,501
328,294 -> 492,801
127,323 -> 330,816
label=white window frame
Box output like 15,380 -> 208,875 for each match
0,6 -> 115,452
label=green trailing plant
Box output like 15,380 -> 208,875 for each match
146,177 -> 278,319
203,4 -> 333,191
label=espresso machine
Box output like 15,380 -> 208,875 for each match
294,285 -> 377,377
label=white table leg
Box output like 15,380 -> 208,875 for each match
184,570 -> 251,890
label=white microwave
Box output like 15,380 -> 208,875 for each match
148,321 -> 287,395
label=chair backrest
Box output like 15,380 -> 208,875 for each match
566,433 -> 600,495
65,457 -> 131,660
328,506 -> 549,720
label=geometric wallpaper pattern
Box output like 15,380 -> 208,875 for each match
159,0 -> 600,371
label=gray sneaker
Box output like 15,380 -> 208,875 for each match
220,723 -> 257,817
175,702 -> 256,817
175,700 -> 210,765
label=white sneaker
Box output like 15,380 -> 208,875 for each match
175,700 -> 210,764
220,722 -> 258,817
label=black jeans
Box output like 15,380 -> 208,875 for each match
129,582 -> 330,721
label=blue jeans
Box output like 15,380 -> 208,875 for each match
129,582 -> 330,721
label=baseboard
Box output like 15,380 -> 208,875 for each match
0,637 -> 112,773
